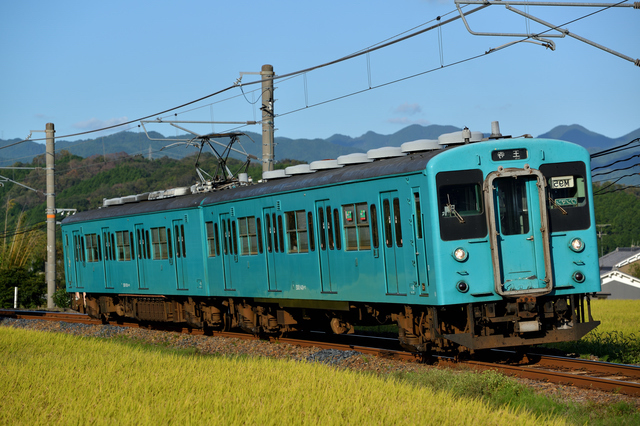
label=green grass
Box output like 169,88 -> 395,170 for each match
544,300 -> 640,364
393,368 -> 640,426
0,327 -> 562,425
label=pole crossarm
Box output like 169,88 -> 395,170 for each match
455,0 -> 640,66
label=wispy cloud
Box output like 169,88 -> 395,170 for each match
388,103 -> 430,126
393,103 -> 422,116
73,117 -> 129,131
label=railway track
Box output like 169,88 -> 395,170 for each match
2,309 -> 639,396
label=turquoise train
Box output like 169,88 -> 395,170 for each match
61,125 -> 601,352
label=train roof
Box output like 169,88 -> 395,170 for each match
62,148 -> 442,224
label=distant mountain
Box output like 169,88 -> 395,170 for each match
1,124 -> 638,170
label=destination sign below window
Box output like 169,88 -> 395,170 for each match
491,148 -> 528,162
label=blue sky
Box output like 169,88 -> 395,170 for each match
1,0 -> 638,150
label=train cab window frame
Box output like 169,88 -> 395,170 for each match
540,161 -> 591,232
342,203 -> 372,251
116,230 -> 132,261
238,216 -> 259,256
437,169 -> 487,241
85,234 -> 100,262
285,210 -> 309,254
151,227 -> 169,260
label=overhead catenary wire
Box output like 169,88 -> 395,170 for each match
1,1 -> 631,157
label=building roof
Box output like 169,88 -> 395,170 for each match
599,247 -> 640,275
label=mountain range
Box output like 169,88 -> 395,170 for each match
1,124 -> 638,184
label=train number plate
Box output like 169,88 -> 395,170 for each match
550,176 -> 574,189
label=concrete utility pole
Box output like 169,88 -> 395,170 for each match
260,64 -> 275,173
45,123 -> 56,308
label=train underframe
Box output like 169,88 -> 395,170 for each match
74,293 -> 599,353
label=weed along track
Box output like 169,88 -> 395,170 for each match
437,352 -> 640,397
3,309 -> 640,399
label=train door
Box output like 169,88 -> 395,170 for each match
485,169 -> 552,295
101,227 -> 114,289
380,191 -> 405,295
172,219 -> 188,290
71,230 -> 85,289
411,189 -> 429,295
63,232 -> 76,289
315,200 -> 339,293
263,207 -> 278,291
134,224 -> 149,289
219,213 -> 237,291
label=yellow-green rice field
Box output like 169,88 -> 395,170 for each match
0,327 -> 563,425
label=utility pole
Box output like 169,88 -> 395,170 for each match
260,64 -> 275,173
596,224 -> 611,258
46,123 -> 56,308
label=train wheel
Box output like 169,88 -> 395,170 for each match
330,317 -> 354,334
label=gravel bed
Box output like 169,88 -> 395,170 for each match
2,316 -> 639,409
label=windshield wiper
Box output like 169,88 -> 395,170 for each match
548,196 -> 568,215
446,195 -> 465,224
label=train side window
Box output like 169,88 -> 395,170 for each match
231,220 -> 238,256
265,214 -> 273,253
436,169 -> 487,241
85,234 -> 99,262
180,225 -> 186,257
307,212 -> 315,251
136,230 -> 143,259
130,232 -> 135,259
343,203 -> 371,251
116,231 -> 132,261
256,218 -> 263,254
383,199 -> 392,248
414,193 -> 423,239
167,229 -> 172,258
205,221 -> 216,257
102,233 -> 109,261
221,221 -> 228,255
238,217 -> 258,256
211,224 -> 218,255
285,210 -> 309,254
272,213 -> 279,253
97,235 -> 102,261
370,204 -> 379,249
333,209 -> 342,250
393,198 -> 403,247
277,215 -> 285,253
326,207 -> 334,250
111,234 -> 116,261
540,161 -> 590,232
318,208 -> 326,250
145,230 -> 151,259
151,227 -> 169,260
80,236 -> 86,262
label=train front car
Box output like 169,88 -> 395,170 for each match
408,131 -> 601,352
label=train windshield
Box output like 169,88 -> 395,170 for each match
436,169 -> 487,241
540,161 -> 591,232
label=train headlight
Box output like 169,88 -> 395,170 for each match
452,247 -> 468,262
456,281 -> 469,293
572,271 -> 585,283
569,238 -> 585,252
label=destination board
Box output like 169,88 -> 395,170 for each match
491,148 -> 528,161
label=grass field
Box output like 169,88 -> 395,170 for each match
546,299 -> 640,364
0,327 -> 563,425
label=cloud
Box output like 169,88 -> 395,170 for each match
73,116 -> 129,131
388,103 -> 430,126
393,103 -> 422,116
